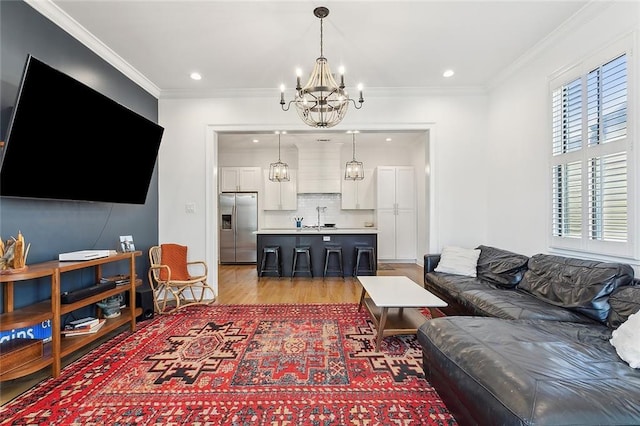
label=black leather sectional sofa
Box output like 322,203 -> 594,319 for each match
417,246 -> 640,425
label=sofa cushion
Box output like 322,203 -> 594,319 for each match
475,245 -> 529,288
418,317 -> 640,425
425,273 -> 493,299
518,254 -> 635,322
461,289 -> 596,322
608,285 -> 640,328
433,246 -> 480,277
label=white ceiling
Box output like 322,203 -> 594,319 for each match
45,0 -> 589,148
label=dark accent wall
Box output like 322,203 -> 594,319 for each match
0,1 -> 159,310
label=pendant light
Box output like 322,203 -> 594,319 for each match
269,131 -> 290,182
345,131 -> 364,180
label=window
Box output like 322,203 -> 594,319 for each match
550,47 -> 633,258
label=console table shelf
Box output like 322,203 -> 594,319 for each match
0,251 -> 142,381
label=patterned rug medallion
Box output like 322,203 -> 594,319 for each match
0,303 -> 456,425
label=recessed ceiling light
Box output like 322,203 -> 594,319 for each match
443,69 -> 455,78
190,72 -> 202,80
252,139 -> 259,143
385,138 -> 392,142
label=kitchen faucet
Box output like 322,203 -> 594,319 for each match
316,206 -> 327,230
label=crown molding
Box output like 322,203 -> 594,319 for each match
159,85 -> 488,100
25,0 -> 161,98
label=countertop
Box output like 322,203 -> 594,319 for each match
255,228 -> 378,234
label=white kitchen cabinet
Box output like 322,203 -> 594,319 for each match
341,169 -> 375,209
376,166 -> 416,260
220,167 -> 261,192
263,170 -> 297,210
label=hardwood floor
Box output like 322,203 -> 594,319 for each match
217,262 -> 424,304
1,262 -> 423,405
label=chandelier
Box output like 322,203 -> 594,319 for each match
279,6 -> 364,128
345,131 -> 364,180
269,131 -> 290,182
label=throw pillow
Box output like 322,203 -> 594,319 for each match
434,246 -> 480,277
159,243 -> 191,281
610,310 -> 640,369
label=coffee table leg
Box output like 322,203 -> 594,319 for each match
376,307 -> 389,351
358,286 -> 366,311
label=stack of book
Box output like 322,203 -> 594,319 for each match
100,275 -> 130,286
61,317 -> 106,336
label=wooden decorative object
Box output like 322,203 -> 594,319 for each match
0,231 -> 30,272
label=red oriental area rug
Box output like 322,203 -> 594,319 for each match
1,303 -> 457,425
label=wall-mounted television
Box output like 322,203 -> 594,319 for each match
0,55 -> 164,204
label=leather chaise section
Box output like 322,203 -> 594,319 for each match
419,317 -> 640,425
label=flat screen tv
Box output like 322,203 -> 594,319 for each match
0,55 -> 164,204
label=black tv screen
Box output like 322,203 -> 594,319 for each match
0,55 -> 163,204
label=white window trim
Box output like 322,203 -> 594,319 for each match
547,33 -> 638,263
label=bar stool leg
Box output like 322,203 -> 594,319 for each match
259,253 -> 267,277
292,247 -> 312,279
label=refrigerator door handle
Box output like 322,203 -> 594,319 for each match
231,205 -> 236,231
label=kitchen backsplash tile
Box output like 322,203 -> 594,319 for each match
262,193 -> 375,229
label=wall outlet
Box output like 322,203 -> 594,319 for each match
323,236 -> 330,241
185,203 -> 196,214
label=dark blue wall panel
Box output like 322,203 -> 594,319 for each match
0,1 -> 159,311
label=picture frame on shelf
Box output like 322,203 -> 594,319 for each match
119,235 -> 135,253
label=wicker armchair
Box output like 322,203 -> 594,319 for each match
147,244 -> 216,313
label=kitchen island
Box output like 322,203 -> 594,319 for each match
255,228 -> 378,277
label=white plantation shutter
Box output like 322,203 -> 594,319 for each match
587,55 -> 627,146
550,47 -> 633,257
552,162 -> 582,238
588,152 -> 627,242
552,79 -> 582,156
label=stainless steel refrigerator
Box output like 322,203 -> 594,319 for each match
219,192 -> 258,263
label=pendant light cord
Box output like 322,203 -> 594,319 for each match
352,133 -> 357,160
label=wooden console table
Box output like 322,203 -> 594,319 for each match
0,251 -> 142,380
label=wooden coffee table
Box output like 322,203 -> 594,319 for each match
357,276 -> 448,351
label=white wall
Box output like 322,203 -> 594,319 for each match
159,93 -> 489,291
486,1 -> 640,272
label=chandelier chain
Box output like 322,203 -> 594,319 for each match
320,15 -> 324,58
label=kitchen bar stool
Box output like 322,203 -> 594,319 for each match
353,246 -> 376,276
259,246 -> 282,277
323,245 -> 344,278
291,246 -> 313,278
